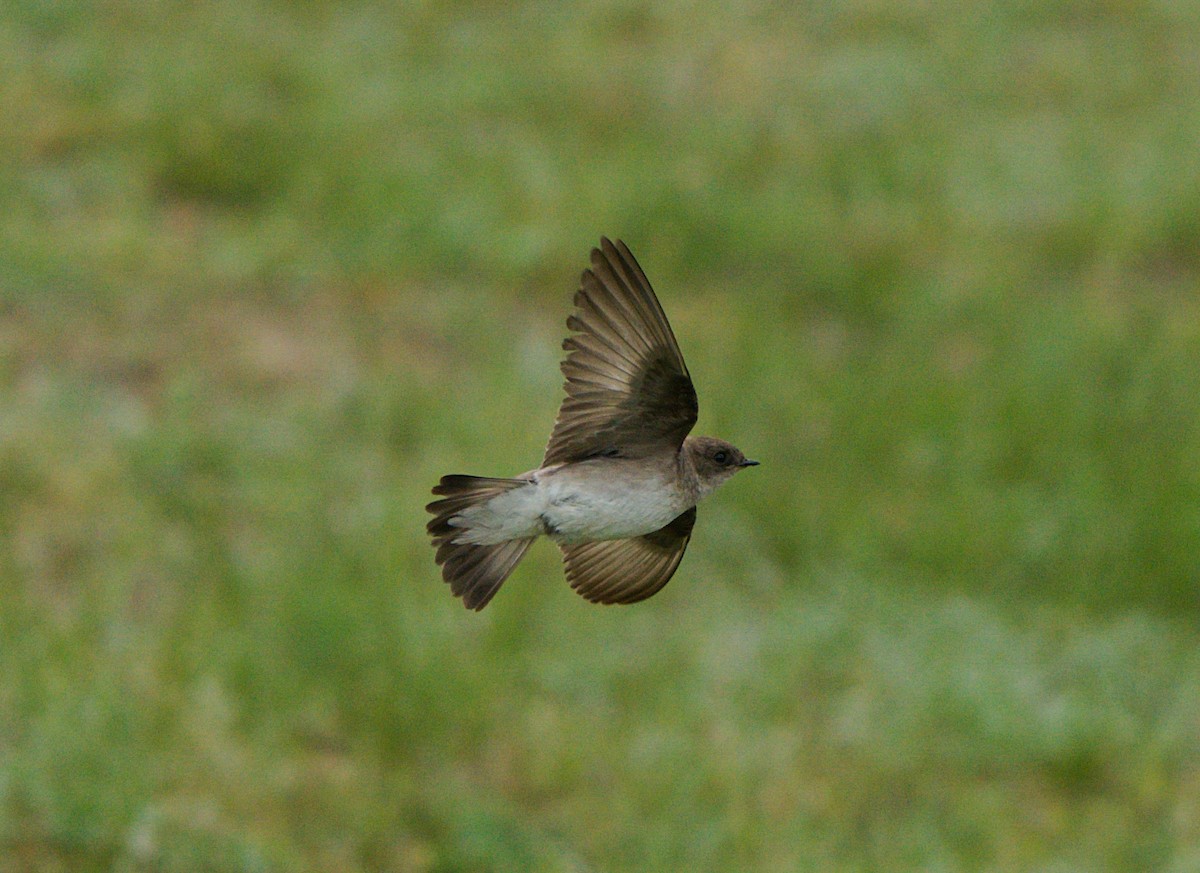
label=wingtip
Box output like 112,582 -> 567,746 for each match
595,236 -> 629,264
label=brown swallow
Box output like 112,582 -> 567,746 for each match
426,238 -> 757,609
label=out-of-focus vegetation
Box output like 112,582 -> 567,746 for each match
3,1 -> 1200,870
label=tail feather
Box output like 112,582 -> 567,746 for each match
426,475 -> 535,610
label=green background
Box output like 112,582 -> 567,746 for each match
4,1 -> 1200,870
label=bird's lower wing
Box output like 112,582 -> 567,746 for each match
559,507 -> 696,604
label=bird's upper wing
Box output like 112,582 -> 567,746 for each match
558,507 -> 696,604
542,238 -> 697,466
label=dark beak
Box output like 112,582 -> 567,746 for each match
738,459 -> 760,468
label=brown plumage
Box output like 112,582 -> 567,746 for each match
426,238 -> 757,610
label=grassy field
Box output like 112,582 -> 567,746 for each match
4,1 -> 1200,870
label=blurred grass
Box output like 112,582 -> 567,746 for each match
3,0 -> 1200,870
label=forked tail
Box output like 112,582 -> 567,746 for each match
426,475 -> 535,610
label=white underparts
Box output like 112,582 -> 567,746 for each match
450,461 -> 692,546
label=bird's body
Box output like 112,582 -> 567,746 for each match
427,238 -> 756,610
450,449 -> 705,547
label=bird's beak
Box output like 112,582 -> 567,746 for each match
739,459 -> 760,468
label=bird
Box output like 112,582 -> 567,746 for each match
426,237 -> 757,610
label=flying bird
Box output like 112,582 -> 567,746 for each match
426,238 -> 757,610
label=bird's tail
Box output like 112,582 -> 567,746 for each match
426,475 -> 536,610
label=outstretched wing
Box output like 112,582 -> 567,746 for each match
558,507 -> 697,604
543,238 -> 697,466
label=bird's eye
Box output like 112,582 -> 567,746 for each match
713,450 -> 728,464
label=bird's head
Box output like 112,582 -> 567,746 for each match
684,435 -> 758,497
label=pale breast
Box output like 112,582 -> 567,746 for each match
535,458 -> 692,544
